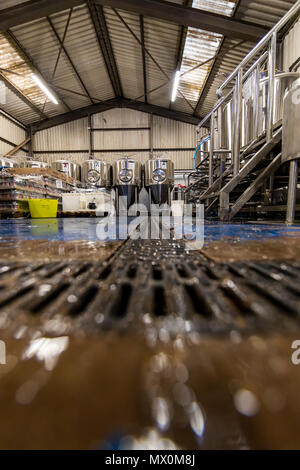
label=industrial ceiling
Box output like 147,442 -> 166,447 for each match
0,0 -> 297,132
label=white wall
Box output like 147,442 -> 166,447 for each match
0,111 -> 27,157
33,108 -> 198,169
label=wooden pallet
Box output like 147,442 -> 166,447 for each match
0,211 -> 30,219
58,211 -> 98,218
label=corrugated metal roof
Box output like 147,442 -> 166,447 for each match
104,7 -> 144,100
174,0 -> 237,112
50,5 -> 114,102
236,0 -> 296,27
11,5 -> 115,110
0,32 -> 61,120
0,1 -> 32,11
198,0 -> 297,117
144,17 -> 182,108
0,0 -> 297,126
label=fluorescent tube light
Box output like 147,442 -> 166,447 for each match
171,70 -> 181,102
32,74 -> 58,105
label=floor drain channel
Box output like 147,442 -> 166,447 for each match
0,239 -> 299,335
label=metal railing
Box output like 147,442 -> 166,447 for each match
196,1 -> 300,186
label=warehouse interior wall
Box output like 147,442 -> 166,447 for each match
0,111 -> 27,157
33,108 -> 198,170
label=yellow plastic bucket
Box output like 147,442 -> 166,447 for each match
28,199 -> 58,218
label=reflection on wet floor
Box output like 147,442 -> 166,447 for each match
0,238 -> 122,262
1,333 -> 300,450
0,218 -> 299,244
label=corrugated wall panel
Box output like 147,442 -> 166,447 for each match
153,116 -> 196,149
94,151 -> 150,165
0,113 -> 26,145
94,130 -> 150,151
36,153 -> 88,166
0,141 -> 27,156
153,150 -> 194,169
93,108 -> 150,151
283,17 -> 300,71
93,108 -> 149,128
34,109 -> 197,169
34,118 -> 89,151
0,111 -> 27,156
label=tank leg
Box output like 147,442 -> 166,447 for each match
115,188 -> 119,217
148,188 -> 152,214
286,160 -> 298,224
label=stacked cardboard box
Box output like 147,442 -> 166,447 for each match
0,168 -> 75,214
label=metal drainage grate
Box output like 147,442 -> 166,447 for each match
0,239 -> 299,337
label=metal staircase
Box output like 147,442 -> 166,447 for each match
186,2 -> 300,223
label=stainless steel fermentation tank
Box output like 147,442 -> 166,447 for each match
242,72 -> 300,148
145,158 -> 174,205
81,160 -> 112,188
207,72 -> 300,158
113,158 -> 142,210
25,161 -> 49,169
0,157 -> 16,168
51,160 -> 81,181
282,77 -> 300,224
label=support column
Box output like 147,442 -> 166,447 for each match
149,113 -> 153,157
266,33 -> 276,142
209,114 -> 214,187
233,69 -> 242,176
27,125 -> 33,158
88,114 -> 93,158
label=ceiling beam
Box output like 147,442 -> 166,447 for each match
0,0 -> 268,41
123,99 -> 200,125
47,16 -> 94,105
94,0 -> 268,42
140,15 -> 147,104
87,1 -> 123,97
31,97 -> 201,132
4,137 -> 31,158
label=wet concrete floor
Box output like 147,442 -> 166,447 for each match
0,218 -> 299,449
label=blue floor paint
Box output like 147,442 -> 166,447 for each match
0,218 -> 299,244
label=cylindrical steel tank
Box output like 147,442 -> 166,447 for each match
26,160 -> 49,169
216,100 -> 232,151
242,72 -> 300,148
282,77 -> 300,163
145,158 -> 174,204
0,157 -> 17,168
113,158 -> 142,209
81,159 -> 112,188
51,160 -> 81,181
